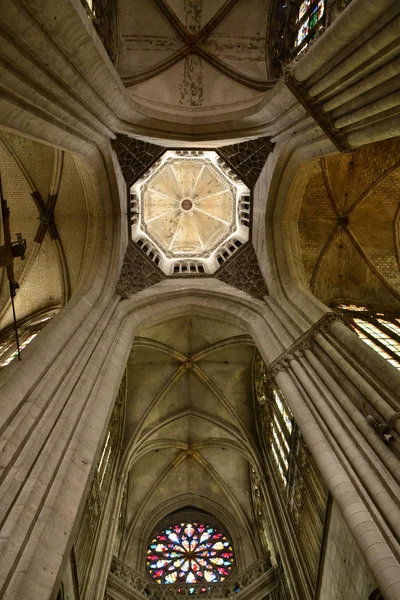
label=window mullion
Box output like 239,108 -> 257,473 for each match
352,321 -> 400,363
374,318 -> 400,346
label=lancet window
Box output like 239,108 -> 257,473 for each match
253,354 -> 328,592
269,1 -> 356,76
337,304 -> 400,370
73,373 -> 126,591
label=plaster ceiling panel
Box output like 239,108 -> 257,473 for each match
135,152 -> 248,274
192,210 -> 228,248
349,174 -> 400,292
172,161 -> 203,197
312,230 -> 400,310
199,447 -> 252,516
55,154 -> 89,293
193,165 -> 228,199
149,164 -> 183,199
149,211 -> 185,250
139,315 -> 244,356
166,1 -> 227,32
0,236 -> 61,329
169,212 -> 203,253
298,161 -> 337,285
198,346 -> 255,433
202,0 -> 269,80
145,191 -> 179,221
0,131 -> 54,202
195,192 -> 232,221
142,157 -> 235,256
127,54 -> 260,110
118,0 -> 182,74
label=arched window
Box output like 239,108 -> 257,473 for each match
73,373 -> 126,590
269,0 -> 327,73
146,522 -> 234,585
254,354 -> 328,591
336,304 -> 400,370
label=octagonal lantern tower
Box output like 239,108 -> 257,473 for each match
131,151 -> 250,275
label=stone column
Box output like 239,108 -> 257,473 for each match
266,313 -> 400,600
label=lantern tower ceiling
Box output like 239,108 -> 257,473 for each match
131,151 -> 250,275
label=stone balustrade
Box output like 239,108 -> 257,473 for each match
107,554 -> 276,600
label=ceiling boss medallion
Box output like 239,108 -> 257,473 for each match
131,151 -> 250,275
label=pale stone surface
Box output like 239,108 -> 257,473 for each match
319,501 -> 377,600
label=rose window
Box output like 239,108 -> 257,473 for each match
146,522 -> 234,585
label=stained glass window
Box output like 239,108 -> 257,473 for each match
295,0 -> 325,50
270,389 -> 293,485
146,522 -> 234,585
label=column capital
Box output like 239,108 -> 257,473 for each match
267,312 -> 343,379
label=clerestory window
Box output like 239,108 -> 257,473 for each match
296,1 -> 326,50
336,304 -> 400,370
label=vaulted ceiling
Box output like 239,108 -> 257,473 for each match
296,139 -> 400,311
117,0 -> 274,120
120,313 -> 264,575
0,131 -> 93,333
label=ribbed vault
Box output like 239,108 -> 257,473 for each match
294,138 -> 400,310
119,312 -> 264,578
117,0 -> 275,119
0,131 -> 95,334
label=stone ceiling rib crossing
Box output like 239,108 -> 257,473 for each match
0,131 -> 93,334
296,139 -> 400,311
117,0 -> 275,116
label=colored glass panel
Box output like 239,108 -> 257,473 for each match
146,522 -> 234,585
338,304 -> 368,311
297,17 -> 309,46
273,390 -> 292,434
299,0 -> 311,19
271,444 -> 287,486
